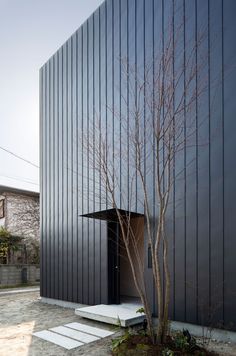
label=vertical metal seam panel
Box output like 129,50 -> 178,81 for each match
61,46 -> 64,300
195,0 -> 199,321
39,67 -> 44,297
172,0 -> 176,320
87,20 -> 90,304
52,56 -> 56,298
56,51 -> 59,299
135,0 -> 138,212
119,0 -> 122,208
207,0 -> 211,312
81,25 -> 84,304
183,0 -> 187,321
97,7 -> 101,299
70,36 -> 74,301
75,30 -> 79,302
105,1 -> 108,209
66,41 -> 69,300
98,7 -> 102,302
221,0 -> 225,321
127,0 -> 130,209
112,0 -> 115,201
92,14 -> 95,304
39,0 -> 235,327
46,62 -> 50,297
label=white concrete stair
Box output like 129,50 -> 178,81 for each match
75,303 -> 145,327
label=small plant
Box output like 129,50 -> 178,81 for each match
162,348 -> 174,356
174,330 -> 197,352
136,307 -> 145,314
136,343 -> 150,351
116,316 -> 122,329
111,330 -> 131,352
0,228 -> 23,264
174,332 -> 189,351
27,238 -> 40,264
138,326 -> 148,337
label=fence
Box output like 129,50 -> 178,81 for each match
0,264 -> 40,286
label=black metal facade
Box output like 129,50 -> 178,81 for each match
40,0 -> 236,328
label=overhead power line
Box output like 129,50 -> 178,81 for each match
0,145 -> 39,168
0,173 -> 39,186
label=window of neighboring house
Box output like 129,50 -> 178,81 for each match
0,199 -> 5,218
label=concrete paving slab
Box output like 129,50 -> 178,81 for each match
66,322 -> 115,337
50,325 -> 100,343
33,330 -> 83,350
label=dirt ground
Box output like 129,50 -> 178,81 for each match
0,290 -> 236,356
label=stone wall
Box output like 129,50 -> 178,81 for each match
5,192 -> 39,240
0,194 -> 6,227
0,265 -> 40,286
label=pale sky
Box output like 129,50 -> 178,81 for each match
0,0 -> 103,192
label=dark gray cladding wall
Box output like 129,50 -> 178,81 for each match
40,0 -> 236,328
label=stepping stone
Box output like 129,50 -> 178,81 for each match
50,325 -> 100,343
33,330 -> 83,350
65,322 -> 114,338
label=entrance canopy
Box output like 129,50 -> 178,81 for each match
80,208 -> 143,223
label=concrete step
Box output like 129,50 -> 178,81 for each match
75,303 -> 145,327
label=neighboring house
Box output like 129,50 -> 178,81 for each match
0,185 -> 39,241
40,0 -> 236,331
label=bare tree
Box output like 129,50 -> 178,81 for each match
83,13 -> 209,344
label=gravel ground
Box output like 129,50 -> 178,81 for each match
0,291 -> 115,356
0,291 -> 236,356
207,341 -> 236,356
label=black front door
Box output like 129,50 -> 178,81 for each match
108,222 -> 120,304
